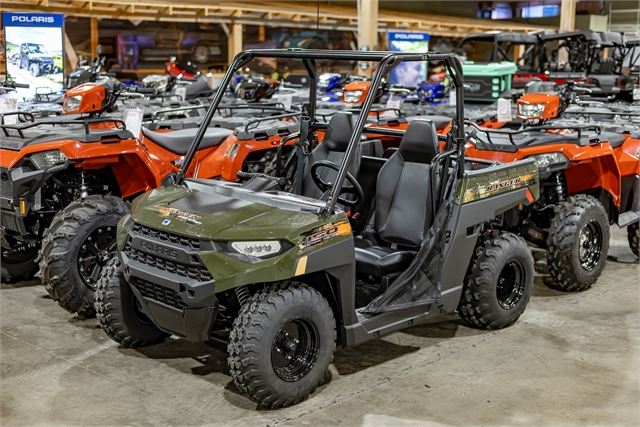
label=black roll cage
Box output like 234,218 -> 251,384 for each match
175,49 -> 466,215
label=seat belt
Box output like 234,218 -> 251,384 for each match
295,103 -> 312,195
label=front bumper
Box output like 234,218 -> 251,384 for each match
1,166 -> 46,240
121,220 -> 219,341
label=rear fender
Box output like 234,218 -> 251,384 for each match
565,153 -> 621,206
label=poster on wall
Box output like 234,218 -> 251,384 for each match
387,32 -> 429,87
3,12 -> 65,99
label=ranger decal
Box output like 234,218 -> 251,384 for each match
299,220 -> 351,249
152,205 -> 202,225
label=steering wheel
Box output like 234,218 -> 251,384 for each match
310,160 -> 364,207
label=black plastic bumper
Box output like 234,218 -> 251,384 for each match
1,166 -> 44,238
121,227 -> 219,342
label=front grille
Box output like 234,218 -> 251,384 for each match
124,243 -> 213,282
1,174 -> 11,198
1,212 -> 20,232
132,223 -> 201,251
134,278 -> 187,310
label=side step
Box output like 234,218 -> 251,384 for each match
618,211 -> 640,228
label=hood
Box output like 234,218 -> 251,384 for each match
130,182 -> 334,243
30,54 -> 53,62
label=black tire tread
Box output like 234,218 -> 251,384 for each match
227,282 -> 336,408
546,194 -> 610,292
628,222 -> 639,258
38,195 -> 129,317
458,231 -> 533,329
95,256 -> 168,347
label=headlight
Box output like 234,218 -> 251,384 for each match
527,152 -> 569,169
63,95 -> 83,113
30,150 -> 68,169
516,103 -> 545,119
231,241 -> 282,259
343,90 -> 363,103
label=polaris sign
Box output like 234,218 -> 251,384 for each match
3,13 -> 64,27
388,32 -> 430,42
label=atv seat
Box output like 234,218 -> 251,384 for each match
602,132 -> 626,148
302,112 -> 362,200
141,127 -> 233,155
354,120 -> 439,280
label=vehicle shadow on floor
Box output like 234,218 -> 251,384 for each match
0,278 -> 41,290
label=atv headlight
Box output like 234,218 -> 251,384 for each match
30,150 -> 68,169
527,152 -> 569,169
516,103 -> 545,119
63,95 -> 83,113
230,241 -> 282,259
343,90 -> 363,103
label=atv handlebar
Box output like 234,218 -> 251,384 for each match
1,80 -> 29,89
129,87 -> 155,94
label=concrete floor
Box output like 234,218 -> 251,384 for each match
1,227 -> 638,427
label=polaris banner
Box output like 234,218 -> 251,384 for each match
2,12 -> 65,99
388,32 -> 429,87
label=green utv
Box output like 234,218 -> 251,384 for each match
96,50 -> 541,408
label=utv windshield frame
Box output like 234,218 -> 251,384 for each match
175,49 -> 466,215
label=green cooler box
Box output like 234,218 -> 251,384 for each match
461,61 -> 518,102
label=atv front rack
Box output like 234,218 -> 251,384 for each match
466,121 -> 603,145
0,117 -> 127,139
149,105 -> 208,122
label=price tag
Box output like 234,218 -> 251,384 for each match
174,86 -> 187,102
633,85 -> 640,101
449,88 -> 456,106
497,98 -> 512,122
278,94 -> 293,109
123,107 -> 144,140
0,98 -> 18,125
382,95 -> 402,118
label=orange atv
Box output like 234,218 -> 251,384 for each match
0,79 -> 234,317
465,82 -> 640,291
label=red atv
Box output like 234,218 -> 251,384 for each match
1,80 -> 234,317
465,82 -> 639,291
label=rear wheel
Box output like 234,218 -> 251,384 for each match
547,194 -> 610,292
458,231 -> 534,329
95,257 -> 168,347
228,282 -> 336,408
629,222 -> 639,258
1,236 -> 38,283
39,195 -> 129,317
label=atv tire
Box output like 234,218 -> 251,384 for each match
39,195 -> 129,318
629,222 -> 639,258
228,282 -> 336,408
546,194 -> 610,292
30,63 -> 40,77
95,257 -> 168,347
458,231 -> 534,329
1,240 -> 39,283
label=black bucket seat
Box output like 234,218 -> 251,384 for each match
354,120 -> 440,279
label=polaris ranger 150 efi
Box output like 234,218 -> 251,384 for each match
96,50 -> 540,408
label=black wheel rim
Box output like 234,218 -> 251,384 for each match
496,260 -> 526,310
271,317 -> 320,382
77,226 -> 117,290
579,219 -> 603,271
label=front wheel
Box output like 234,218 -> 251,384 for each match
228,282 -> 336,408
39,195 -> 129,317
1,237 -> 39,283
95,257 -> 169,347
628,222 -> 639,258
547,194 -> 610,292
458,231 -> 534,329
29,63 -> 40,77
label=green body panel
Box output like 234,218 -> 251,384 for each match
461,61 -> 518,102
455,162 -> 539,205
120,184 -> 352,293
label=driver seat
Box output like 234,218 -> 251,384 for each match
354,120 -> 439,280
302,112 -> 361,200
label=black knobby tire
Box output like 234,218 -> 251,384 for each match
1,241 -> 39,283
546,194 -> 610,292
628,222 -> 639,258
228,282 -> 336,408
38,195 -> 129,317
458,231 -> 534,329
95,256 -> 169,347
